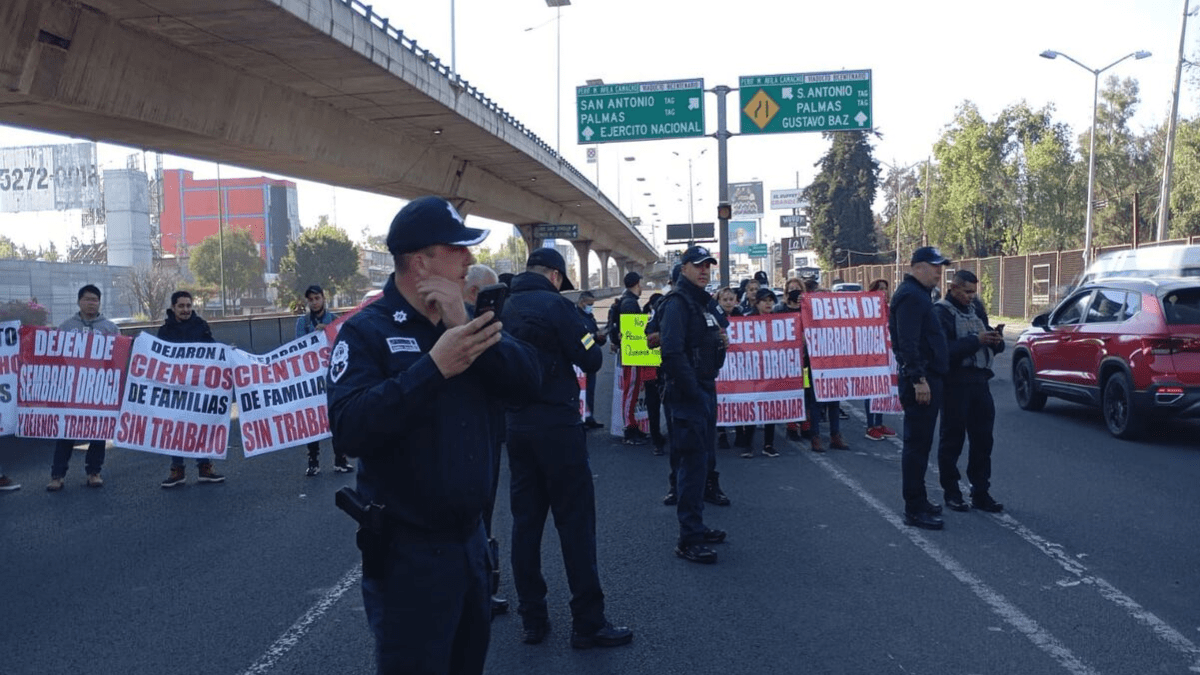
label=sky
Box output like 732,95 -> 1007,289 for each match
0,0 -> 1196,261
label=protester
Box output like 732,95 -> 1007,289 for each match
658,245 -> 729,564
327,196 -> 541,674
739,278 -> 761,315
47,284 -> 119,491
642,293 -> 667,455
890,247 -> 952,530
158,290 -> 226,488
576,291 -> 607,430
934,270 -> 1005,513
711,287 -> 740,451
294,284 -> 351,476
502,247 -> 634,650
464,263 -> 511,616
0,469 -> 19,491
739,289 -> 781,458
609,272 -> 649,444
775,279 -> 806,442
864,278 -> 898,441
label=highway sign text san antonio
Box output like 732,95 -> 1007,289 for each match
576,78 -> 706,144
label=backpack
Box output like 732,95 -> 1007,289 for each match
606,299 -> 622,344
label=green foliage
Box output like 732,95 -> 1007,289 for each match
803,131 -> 880,268
0,299 -> 49,326
275,222 -> 364,304
189,228 -> 265,300
1169,117 -> 1200,238
1084,76 -> 1159,247
473,234 -> 528,273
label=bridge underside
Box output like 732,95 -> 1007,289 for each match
0,0 -> 654,264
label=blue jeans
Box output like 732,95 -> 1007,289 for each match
363,522 -> 490,675
52,439 -> 105,477
863,399 -> 883,427
170,457 -> 213,468
507,425 -> 606,634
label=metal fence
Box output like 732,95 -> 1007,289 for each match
836,236 -> 1200,319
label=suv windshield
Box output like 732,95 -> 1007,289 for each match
1162,288 -> 1200,325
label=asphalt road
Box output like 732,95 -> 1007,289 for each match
2,322 -> 1200,675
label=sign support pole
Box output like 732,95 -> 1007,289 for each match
714,85 -> 732,287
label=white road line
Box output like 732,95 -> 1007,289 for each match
806,453 -> 1099,675
240,563 -> 363,675
845,405 -> 1200,672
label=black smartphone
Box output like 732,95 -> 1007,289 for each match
474,283 -> 508,322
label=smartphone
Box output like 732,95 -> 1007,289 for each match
474,283 -> 508,322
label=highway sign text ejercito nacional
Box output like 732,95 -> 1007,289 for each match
577,79 -> 706,144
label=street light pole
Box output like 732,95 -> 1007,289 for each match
543,0 -> 571,157
1040,49 -> 1151,265
1158,1 -> 1197,241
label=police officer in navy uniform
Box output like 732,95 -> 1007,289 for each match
889,246 -> 952,530
657,246 -> 729,564
327,196 -> 541,675
502,247 -> 634,649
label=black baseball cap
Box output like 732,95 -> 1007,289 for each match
755,288 -> 777,303
386,196 -> 489,255
680,245 -> 717,266
623,271 -> 642,288
911,246 -> 951,266
304,285 -> 324,298
526,247 -> 575,291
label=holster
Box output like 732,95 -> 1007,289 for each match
335,487 -> 390,580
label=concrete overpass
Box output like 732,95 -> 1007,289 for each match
0,0 -> 657,288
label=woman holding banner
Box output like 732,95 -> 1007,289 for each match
864,279 -> 899,441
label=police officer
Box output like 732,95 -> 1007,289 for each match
502,247 -> 634,649
327,196 -> 541,675
657,245 -> 728,564
576,291 -> 607,429
934,270 -> 1005,513
889,246 -> 952,530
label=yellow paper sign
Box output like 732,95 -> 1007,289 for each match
620,314 -> 662,366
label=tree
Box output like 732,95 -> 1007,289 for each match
803,131 -> 880,268
1083,76 -> 1159,248
189,228 -> 265,301
275,222 -> 363,307
1167,117 -> 1200,238
121,264 -> 182,320
360,226 -> 389,253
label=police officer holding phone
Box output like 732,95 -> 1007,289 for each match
501,248 -> 634,650
327,196 -> 541,675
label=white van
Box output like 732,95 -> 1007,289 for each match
1076,244 -> 1200,287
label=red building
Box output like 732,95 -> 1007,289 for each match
160,169 -> 300,273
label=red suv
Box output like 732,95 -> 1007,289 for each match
1012,278 -> 1200,438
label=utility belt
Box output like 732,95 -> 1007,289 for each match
335,487 -> 482,579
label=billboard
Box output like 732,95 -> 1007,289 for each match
729,181 -> 764,220
770,188 -> 804,209
729,220 -> 757,255
666,222 -> 716,242
0,143 -> 100,213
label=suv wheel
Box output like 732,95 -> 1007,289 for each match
1014,357 -> 1046,411
1102,371 -> 1143,439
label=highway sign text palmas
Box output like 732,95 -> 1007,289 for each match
576,79 -> 706,144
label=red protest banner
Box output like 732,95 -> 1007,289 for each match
0,321 -> 19,436
231,332 -> 332,457
717,315 -> 807,425
16,326 -> 132,440
114,333 -> 232,458
801,292 -> 893,402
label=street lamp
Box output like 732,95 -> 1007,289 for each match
878,159 -> 920,272
1158,2 -> 1199,240
542,0 -> 571,156
1040,48 -> 1151,264
672,148 -> 707,226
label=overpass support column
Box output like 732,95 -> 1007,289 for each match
571,240 -> 592,290
595,249 -> 612,288
514,224 -> 544,259
613,256 -> 629,285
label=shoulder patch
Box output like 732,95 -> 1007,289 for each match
387,336 -> 421,353
581,332 -> 595,350
329,341 -> 350,382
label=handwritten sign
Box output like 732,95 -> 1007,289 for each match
619,313 -> 661,366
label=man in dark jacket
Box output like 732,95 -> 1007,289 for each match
933,270 -> 1005,513
158,290 -> 226,488
658,246 -> 729,564
610,272 -> 649,444
576,291 -> 607,429
327,196 -> 542,674
889,247 -> 952,530
502,248 -> 633,649
295,284 -> 351,477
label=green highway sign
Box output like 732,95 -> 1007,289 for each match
749,243 -> 769,258
738,70 -> 872,135
576,78 -> 706,144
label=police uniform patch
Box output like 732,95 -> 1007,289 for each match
330,341 -> 350,382
581,332 -> 595,350
387,336 -> 420,353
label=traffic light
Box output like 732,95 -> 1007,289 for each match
717,203 -> 732,220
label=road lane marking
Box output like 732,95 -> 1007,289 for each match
806,453 -> 1099,675
843,405 -> 1200,672
240,563 -> 363,675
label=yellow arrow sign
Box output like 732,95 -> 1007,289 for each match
743,89 -> 779,130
